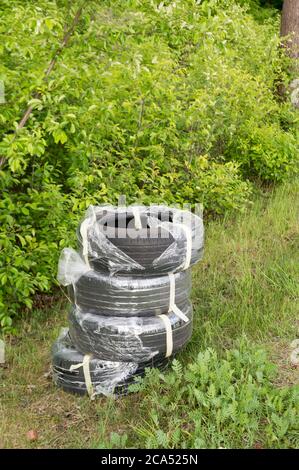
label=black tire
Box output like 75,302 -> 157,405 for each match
52,329 -> 169,397
69,269 -> 191,317
77,206 -> 204,275
68,302 -> 193,362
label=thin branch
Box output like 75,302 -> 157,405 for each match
0,3 -> 84,170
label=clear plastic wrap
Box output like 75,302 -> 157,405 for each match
52,328 -> 169,397
76,204 -> 204,275
57,248 -> 90,286
68,302 -> 193,362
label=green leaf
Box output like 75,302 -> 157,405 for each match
53,129 -> 68,144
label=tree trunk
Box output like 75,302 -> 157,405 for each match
280,0 -> 299,58
280,0 -> 299,107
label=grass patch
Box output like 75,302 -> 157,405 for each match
190,179 -> 299,353
0,180 -> 298,448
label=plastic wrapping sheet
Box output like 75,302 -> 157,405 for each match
76,204 -> 204,275
52,329 -> 169,397
57,248 -> 90,286
68,302 -> 193,362
58,251 -> 192,316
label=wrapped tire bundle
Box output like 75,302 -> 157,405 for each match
69,268 -> 191,317
77,205 -> 204,275
52,329 -> 169,397
54,203 -> 204,398
68,302 -> 193,362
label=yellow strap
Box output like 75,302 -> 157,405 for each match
80,218 -> 91,269
79,208 -> 97,269
168,273 -> 189,322
179,223 -> 192,270
132,206 -> 142,230
158,314 -> 173,358
70,354 -> 95,400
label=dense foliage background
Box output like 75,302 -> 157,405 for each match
0,0 -> 298,329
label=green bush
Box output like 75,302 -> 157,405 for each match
0,0 -> 297,328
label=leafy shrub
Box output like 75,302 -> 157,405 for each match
0,184 -> 74,329
0,0 -> 297,327
127,341 -> 299,449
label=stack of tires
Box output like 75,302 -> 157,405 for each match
52,205 -> 204,398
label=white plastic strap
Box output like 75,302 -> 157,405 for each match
132,207 -> 142,230
72,282 -> 77,307
80,219 -> 91,269
158,314 -> 173,358
176,223 -> 192,270
168,273 -> 189,322
70,354 -> 95,400
80,209 -> 97,269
